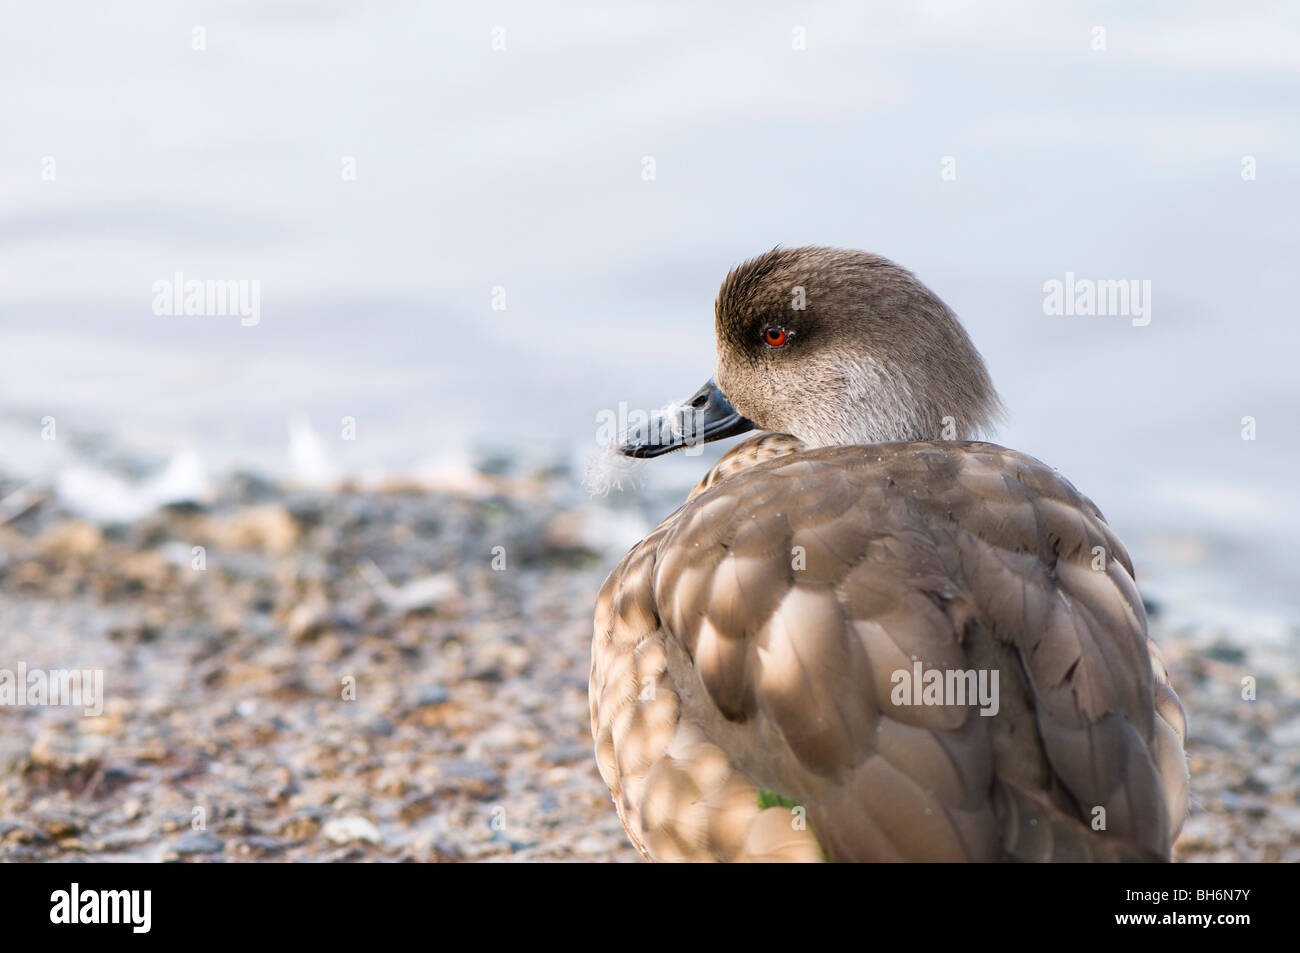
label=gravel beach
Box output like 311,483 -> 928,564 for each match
1,460 -> 1296,863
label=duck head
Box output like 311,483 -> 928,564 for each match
620,246 -> 1002,457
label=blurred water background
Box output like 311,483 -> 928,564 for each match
2,1 -> 1297,627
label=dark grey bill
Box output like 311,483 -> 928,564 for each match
618,378 -> 755,458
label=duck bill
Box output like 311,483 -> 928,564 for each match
618,378 -> 755,458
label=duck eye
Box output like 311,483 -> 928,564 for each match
764,326 -> 789,348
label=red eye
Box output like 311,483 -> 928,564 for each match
764,326 -> 789,347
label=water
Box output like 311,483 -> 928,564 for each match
2,1 -> 1297,619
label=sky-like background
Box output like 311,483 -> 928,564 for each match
2,1 -> 1297,620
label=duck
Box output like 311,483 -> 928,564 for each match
589,246 -> 1189,862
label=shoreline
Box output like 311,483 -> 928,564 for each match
0,466 -> 1295,861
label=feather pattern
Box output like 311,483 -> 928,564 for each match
590,433 -> 1189,862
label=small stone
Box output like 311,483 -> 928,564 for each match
29,730 -> 82,772
366,715 -> 396,738
1271,805 -> 1300,831
225,471 -> 278,504
0,821 -> 32,844
398,794 -> 438,823
171,831 -> 224,855
287,601 -> 333,644
1271,718 -> 1300,749
1216,791 -> 1268,816
237,836 -> 286,857
1175,814 -> 1228,850
541,743 -> 588,766
322,815 -> 383,845
440,760 -> 500,786
279,808 -> 324,840
417,685 -> 451,707
1204,641 -> 1246,664
427,841 -> 466,862
574,835 -> 610,856
40,814 -> 81,838
211,504 -> 299,554
38,520 -> 104,558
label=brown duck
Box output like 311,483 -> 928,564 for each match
590,247 -> 1189,861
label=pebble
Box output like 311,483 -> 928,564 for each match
5,463 -> 1274,866
417,685 -> 452,707
39,814 -> 81,838
322,816 -> 384,846
171,831 -> 225,855
238,835 -> 287,856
